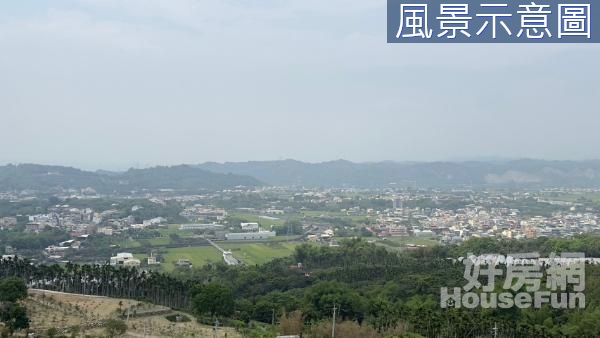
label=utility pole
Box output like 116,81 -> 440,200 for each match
492,322 -> 498,338
271,308 -> 275,325
331,304 -> 337,338
213,319 -> 220,338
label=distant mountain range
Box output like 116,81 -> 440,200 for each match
2,159 -> 600,193
196,159 -> 600,188
0,164 -> 262,193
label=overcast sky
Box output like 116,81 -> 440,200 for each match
1,0 -> 599,170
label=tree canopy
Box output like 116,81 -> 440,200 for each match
0,277 -> 27,302
191,283 -> 234,318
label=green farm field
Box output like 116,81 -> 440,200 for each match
220,242 -> 299,265
157,241 -> 301,270
228,212 -> 286,228
160,246 -> 222,271
375,236 -> 440,252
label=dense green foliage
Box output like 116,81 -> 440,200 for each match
0,277 -> 29,335
198,159 -> 600,187
446,235 -> 600,257
2,236 -> 600,337
180,236 -> 600,337
0,302 -> 29,335
0,277 -> 28,302
0,228 -> 70,251
191,283 -> 234,317
272,220 -> 304,235
0,163 -> 261,193
0,259 -> 193,310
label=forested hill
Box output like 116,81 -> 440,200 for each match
197,159 -> 600,188
0,164 -> 262,193
5,159 -> 600,192
5,236 -> 600,337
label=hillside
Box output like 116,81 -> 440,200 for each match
197,159 -> 600,188
0,164 -> 263,193
4,159 -> 600,192
26,289 -> 240,337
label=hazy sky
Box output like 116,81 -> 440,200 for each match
1,0 -> 599,170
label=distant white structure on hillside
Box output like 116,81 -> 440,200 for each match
179,223 -> 224,231
110,253 -> 141,267
223,251 -> 240,265
240,222 -> 259,231
143,217 -> 167,227
147,252 -> 159,265
226,231 -> 276,241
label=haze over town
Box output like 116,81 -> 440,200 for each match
1,1 -> 599,170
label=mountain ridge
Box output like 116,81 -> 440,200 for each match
196,159 -> 600,188
0,163 -> 262,193
3,159 -> 600,191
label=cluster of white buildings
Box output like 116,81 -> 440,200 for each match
0,217 -> 17,230
110,252 -> 141,267
374,202 -> 600,243
179,205 -> 227,223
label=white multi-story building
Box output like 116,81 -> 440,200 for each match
110,253 -> 141,267
240,222 -> 259,232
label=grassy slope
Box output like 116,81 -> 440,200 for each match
161,246 -> 222,271
220,242 -> 299,265
26,289 -> 241,337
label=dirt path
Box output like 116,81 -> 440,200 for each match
30,288 -> 111,299
126,331 -> 161,338
27,289 -> 242,338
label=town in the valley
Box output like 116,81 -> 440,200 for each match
2,184 -> 598,270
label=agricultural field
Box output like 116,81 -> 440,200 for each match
26,289 -> 241,337
375,236 -> 440,251
156,241 -> 302,269
111,225 -> 199,249
156,224 -> 190,236
146,237 -> 172,246
102,221 -> 305,270
114,238 -> 143,249
300,210 -> 371,224
220,242 -> 300,265
160,246 -> 222,271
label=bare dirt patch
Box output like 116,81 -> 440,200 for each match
26,289 -> 240,337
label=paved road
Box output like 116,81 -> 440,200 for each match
204,237 -> 241,265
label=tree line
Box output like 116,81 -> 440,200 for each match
2,235 -> 600,337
